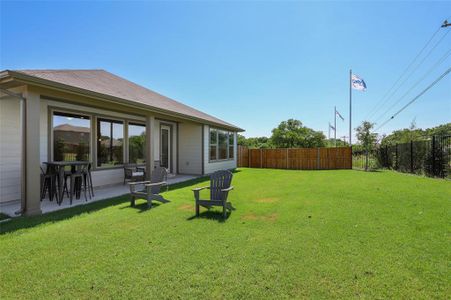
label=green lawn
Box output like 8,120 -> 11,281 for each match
1,169 -> 450,299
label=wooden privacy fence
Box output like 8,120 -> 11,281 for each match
237,146 -> 352,170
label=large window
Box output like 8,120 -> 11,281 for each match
218,130 -> 228,160
53,112 -> 90,161
97,118 -> 124,167
209,128 -> 235,161
209,129 -> 217,160
128,123 -> 146,164
229,133 -> 234,159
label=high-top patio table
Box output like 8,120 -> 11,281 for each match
43,161 -> 90,205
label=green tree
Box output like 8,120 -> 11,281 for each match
237,134 -> 247,146
380,122 -> 450,146
237,134 -> 274,148
270,119 -> 326,148
325,138 -> 349,148
355,121 -> 377,171
426,122 -> 451,136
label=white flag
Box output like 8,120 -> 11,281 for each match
351,74 -> 367,91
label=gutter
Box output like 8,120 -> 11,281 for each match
1,70 -> 245,132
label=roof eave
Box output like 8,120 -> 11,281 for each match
4,70 -> 244,132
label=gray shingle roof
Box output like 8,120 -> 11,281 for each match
7,69 -> 242,131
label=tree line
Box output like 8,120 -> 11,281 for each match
238,118 -> 450,150
238,119 -> 335,149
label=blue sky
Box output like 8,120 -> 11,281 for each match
1,1 -> 450,140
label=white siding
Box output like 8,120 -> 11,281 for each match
178,121 -> 202,175
203,125 -> 237,174
0,97 -> 22,203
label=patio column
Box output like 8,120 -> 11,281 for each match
24,89 -> 42,215
145,115 -> 155,180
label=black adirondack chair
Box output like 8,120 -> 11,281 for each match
192,170 -> 234,219
129,167 -> 169,208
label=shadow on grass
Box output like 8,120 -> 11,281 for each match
0,176 -> 210,235
125,201 -> 164,213
186,210 -> 230,223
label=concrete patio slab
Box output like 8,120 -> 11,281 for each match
0,174 -> 199,217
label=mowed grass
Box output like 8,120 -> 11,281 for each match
0,169 -> 450,299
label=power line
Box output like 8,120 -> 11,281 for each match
364,25 -> 443,120
373,47 -> 451,124
375,67 -> 451,131
367,29 -> 450,121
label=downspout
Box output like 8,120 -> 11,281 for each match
0,88 -> 26,215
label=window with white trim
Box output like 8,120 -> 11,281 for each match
209,128 -> 235,161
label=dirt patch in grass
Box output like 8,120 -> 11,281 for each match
255,197 -> 279,203
241,213 -> 259,221
262,213 -> 278,222
241,213 -> 278,222
177,204 -> 194,212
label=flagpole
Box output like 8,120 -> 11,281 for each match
334,106 -> 337,147
349,69 -> 352,146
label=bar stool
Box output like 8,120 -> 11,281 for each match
40,165 -> 58,202
69,164 -> 88,204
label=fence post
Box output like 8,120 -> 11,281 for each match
395,143 -> 398,170
385,145 -> 388,168
260,148 -> 263,168
286,148 -> 289,169
432,136 -> 436,176
410,140 -> 414,173
317,148 -> 320,170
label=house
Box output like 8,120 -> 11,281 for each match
0,69 -> 243,215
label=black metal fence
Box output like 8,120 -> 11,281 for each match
353,135 -> 451,178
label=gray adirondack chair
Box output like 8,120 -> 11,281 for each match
192,170 -> 234,219
129,166 -> 169,208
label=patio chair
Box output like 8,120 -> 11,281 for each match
123,164 -> 146,184
192,170 -> 234,219
128,166 -> 169,208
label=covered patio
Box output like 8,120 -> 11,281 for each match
0,69 -> 240,217
0,174 -> 198,216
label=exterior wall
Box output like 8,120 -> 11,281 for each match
0,96 -> 22,203
203,125 -> 237,174
178,121 -> 202,175
0,87 -> 237,205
